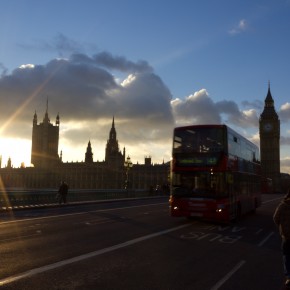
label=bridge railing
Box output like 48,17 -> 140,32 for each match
0,188 -> 163,209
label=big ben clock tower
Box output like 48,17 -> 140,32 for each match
259,84 -> 281,193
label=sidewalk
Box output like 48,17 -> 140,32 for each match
0,195 -> 167,211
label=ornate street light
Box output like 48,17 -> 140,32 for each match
124,155 -> 133,189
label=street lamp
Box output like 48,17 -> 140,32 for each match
124,155 -> 133,189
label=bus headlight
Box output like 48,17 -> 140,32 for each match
216,204 -> 225,213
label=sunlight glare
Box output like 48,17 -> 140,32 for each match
0,138 -> 31,168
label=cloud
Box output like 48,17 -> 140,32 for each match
171,89 -> 221,125
280,102 -> 290,122
216,100 -> 259,127
0,63 -> 8,77
241,100 -> 263,110
229,19 -> 249,35
93,52 -> 153,73
281,157 -> 290,174
0,51 -> 174,163
249,132 -> 260,148
171,88 -> 259,128
281,136 -> 290,146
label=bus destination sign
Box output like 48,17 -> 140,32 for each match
176,156 -> 218,166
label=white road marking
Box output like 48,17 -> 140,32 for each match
0,223 -> 190,286
210,260 -> 246,290
262,197 -> 283,204
74,218 -> 110,225
258,231 -> 274,247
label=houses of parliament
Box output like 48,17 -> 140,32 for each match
0,108 -> 169,190
0,85 -> 289,193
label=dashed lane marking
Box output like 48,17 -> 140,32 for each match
258,231 -> 274,247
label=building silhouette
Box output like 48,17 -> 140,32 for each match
259,84 -> 281,193
105,117 -> 126,167
0,108 -> 169,190
85,141 -> 93,164
31,101 -> 60,168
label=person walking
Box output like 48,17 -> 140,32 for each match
58,181 -> 69,205
273,190 -> 290,288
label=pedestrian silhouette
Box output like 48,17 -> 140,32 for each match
273,190 -> 290,288
58,181 -> 69,205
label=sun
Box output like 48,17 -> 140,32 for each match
0,138 -> 32,168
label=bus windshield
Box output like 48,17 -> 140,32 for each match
173,127 -> 225,154
171,171 -> 227,198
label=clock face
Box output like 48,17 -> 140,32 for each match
263,123 -> 273,132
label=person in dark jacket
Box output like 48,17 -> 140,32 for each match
58,181 -> 69,205
274,190 -> 290,288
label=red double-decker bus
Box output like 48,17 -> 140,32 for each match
169,124 -> 262,222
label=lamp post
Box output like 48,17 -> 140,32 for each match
124,155 -> 133,189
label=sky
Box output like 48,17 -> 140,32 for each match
0,0 -> 290,172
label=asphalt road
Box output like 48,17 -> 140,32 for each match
0,195 -> 286,290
